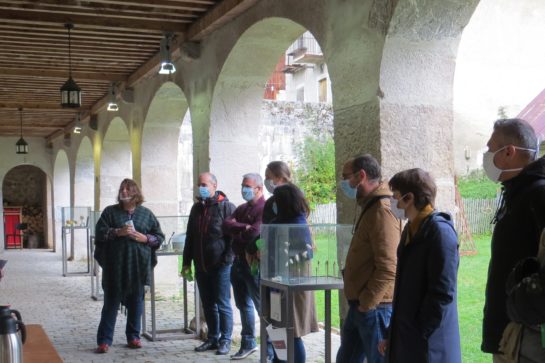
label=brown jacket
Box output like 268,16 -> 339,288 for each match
343,182 -> 401,310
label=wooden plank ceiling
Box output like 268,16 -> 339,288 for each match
0,0 -> 256,140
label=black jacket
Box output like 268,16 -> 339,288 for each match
182,191 -> 236,272
482,157 -> 545,353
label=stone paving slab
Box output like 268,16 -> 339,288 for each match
0,250 -> 340,362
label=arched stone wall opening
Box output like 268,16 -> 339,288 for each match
75,137 -> 94,208
454,0 -> 545,174
99,117 -> 131,210
53,150 -> 70,253
379,0 -> 480,212
70,136 -> 95,260
210,17 -> 307,202
2,165 -> 48,249
142,82 -> 193,216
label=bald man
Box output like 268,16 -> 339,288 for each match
182,172 -> 236,356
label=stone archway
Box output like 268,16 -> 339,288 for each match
75,136 -> 94,208
142,82 -> 193,216
2,165 -> 48,249
99,117 -> 131,210
210,17 -> 307,201
379,0 -> 480,211
53,150 -> 70,253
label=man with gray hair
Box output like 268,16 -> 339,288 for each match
481,118 -> 545,362
223,173 -> 266,360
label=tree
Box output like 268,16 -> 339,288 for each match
293,135 -> 336,208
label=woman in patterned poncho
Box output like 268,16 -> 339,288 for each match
94,178 -> 164,353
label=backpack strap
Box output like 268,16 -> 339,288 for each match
354,195 -> 390,233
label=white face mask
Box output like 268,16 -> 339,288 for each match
483,145 -> 536,182
389,198 -> 405,220
390,194 -> 408,220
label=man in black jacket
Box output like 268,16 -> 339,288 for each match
481,118 -> 545,363
182,172 -> 236,356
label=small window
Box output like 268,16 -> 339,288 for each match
318,78 -> 327,103
296,87 -> 305,102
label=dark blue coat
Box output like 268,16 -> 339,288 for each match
387,212 -> 461,363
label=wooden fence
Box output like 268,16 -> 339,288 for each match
458,198 -> 498,236
310,199 -> 498,237
309,203 -> 337,224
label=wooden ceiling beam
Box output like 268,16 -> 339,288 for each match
0,21 -> 163,39
0,48 -> 153,61
0,58 -> 141,69
186,0 -> 258,40
0,9 -> 190,32
0,32 -> 160,46
0,102 -> 91,111
5,1 -> 206,17
82,0 -> 210,12
0,68 -> 128,81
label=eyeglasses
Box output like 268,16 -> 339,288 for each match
341,172 -> 358,180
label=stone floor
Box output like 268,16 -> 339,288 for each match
0,249 -> 340,362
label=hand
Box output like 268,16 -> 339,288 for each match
116,225 -> 132,237
129,230 -> 148,243
378,339 -> 388,356
245,251 -> 259,266
181,266 -> 193,281
245,224 -> 251,231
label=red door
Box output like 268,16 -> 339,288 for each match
4,208 -> 22,248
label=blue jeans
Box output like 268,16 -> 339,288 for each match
274,336 -> 305,363
97,291 -> 144,345
195,263 -> 233,344
231,257 -> 260,349
336,304 -> 392,363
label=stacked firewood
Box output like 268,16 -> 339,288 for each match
22,205 -> 43,234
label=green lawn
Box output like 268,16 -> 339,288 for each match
179,232 -> 494,362
313,234 -> 493,362
458,234 -> 491,363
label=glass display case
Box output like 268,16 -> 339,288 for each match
61,206 -> 92,276
156,215 -> 189,253
259,223 -> 352,363
259,223 -> 352,286
141,215 -> 197,341
62,206 -> 92,228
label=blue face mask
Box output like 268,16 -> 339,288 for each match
241,186 -> 254,202
340,179 -> 357,200
199,186 -> 211,199
272,202 -> 278,215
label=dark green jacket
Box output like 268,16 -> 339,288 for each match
94,204 -> 164,301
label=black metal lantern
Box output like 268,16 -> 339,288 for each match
60,23 -> 81,108
16,108 -> 28,154
158,34 -> 176,75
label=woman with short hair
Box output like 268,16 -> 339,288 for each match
379,168 -> 461,363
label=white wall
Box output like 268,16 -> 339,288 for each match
454,0 -> 545,174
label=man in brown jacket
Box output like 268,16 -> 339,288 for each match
336,154 -> 401,363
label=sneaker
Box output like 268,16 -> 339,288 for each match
231,346 -> 258,360
95,343 -> 109,354
216,340 -> 231,355
127,339 -> 142,349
